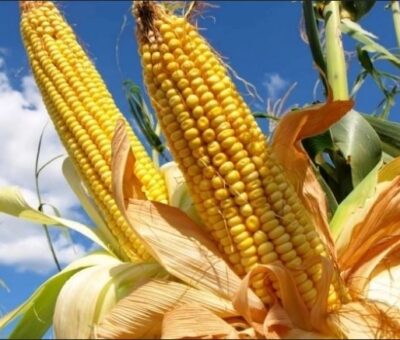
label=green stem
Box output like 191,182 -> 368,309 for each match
392,0 -> 400,48
323,1 -> 350,100
302,0 -> 328,95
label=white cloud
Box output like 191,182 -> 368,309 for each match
262,73 -> 289,101
0,56 -> 89,275
0,232 -> 86,275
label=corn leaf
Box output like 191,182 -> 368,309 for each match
341,18 -> 400,67
0,187 -> 112,253
330,109 -> 382,187
363,115 -> 400,157
95,279 -> 238,339
54,261 -> 164,339
355,49 -> 398,119
0,251 -> 116,339
302,132 -> 333,161
123,80 -> 166,158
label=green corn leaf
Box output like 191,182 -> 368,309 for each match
0,251 -> 118,339
0,187 -> 112,254
0,279 -> 8,292
123,80 -> 167,159
341,18 -> 400,67
363,115 -> 400,157
302,131 -> 334,161
330,109 -> 382,187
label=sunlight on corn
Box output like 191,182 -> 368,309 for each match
134,1 -> 344,308
20,0 -> 168,261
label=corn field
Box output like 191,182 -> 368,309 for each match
1,1 -> 400,339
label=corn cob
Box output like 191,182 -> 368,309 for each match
134,1 -> 345,308
20,0 -> 168,261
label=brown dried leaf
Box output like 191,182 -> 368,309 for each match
336,178 -> 400,282
272,98 -> 353,258
122,199 -> 266,322
94,279 -> 237,339
111,119 -> 146,209
161,304 -> 238,339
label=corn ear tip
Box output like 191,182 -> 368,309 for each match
19,0 -> 47,12
133,0 -> 161,41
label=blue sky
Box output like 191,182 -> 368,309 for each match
0,1 -> 398,337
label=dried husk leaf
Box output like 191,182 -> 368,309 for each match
335,156 -> 400,277
123,198 -> 266,322
282,328 -> 331,339
94,279 -> 238,339
367,264 -> 400,307
111,124 -> 266,321
324,157 -> 400,338
272,98 -> 353,257
327,301 -> 400,339
346,236 -> 400,295
112,119 -> 147,205
161,304 -> 238,339
233,264 -> 311,336
233,258 -> 341,338
336,178 -> 400,283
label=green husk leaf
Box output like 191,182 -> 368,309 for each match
330,160 -> 382,238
